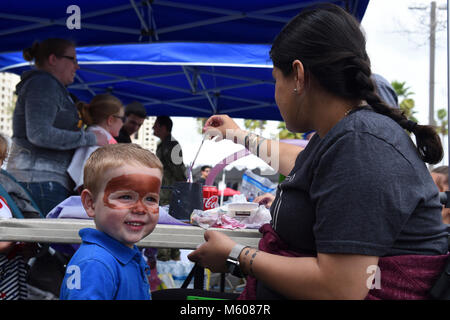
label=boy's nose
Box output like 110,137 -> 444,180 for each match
131,201 -> 146,214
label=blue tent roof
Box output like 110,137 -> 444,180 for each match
0,0 -> 369,53
0,42 -> 280,120
0,0 -> 370,120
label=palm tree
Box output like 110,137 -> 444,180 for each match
244,119 -> 267,135
277,122 -> 304,140
436,108 -> 448,141
391,80 -> 418,123
196,117 -> 207,135
391,81 -> 414,99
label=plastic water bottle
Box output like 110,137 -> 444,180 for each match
171,261 -> 188,288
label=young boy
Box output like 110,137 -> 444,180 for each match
60,144 -> 163,300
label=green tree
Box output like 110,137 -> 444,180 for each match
196,117 -> 207,135
391,80 -> 418,123
277,121 -> 303,140
436,108 -> 448,141
391,81 -> 414,99
244,119 -> 267,135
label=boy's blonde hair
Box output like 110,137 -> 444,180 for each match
0,134 -> 9,164
84,144 -> 163,198
77,94 -> 123,126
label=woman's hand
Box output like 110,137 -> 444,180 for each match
0,241 -> 15,254
253,193 -> 276,208
93,131 -> 109,146
203,115 -> 243,142
188,230 -> 237,273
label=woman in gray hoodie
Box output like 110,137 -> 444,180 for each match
7,38 -> 108,217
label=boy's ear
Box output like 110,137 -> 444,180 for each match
81,189 -> 96,218
106,115 -> 115,126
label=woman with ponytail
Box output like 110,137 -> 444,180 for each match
67,94 -> 125,192
187,4 -> 449,300
7,38 -> 108,217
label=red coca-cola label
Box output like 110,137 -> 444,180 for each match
203,195 -> 218,210
203,185 -> 218,210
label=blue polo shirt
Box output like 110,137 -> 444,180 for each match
60,228 -> 151,300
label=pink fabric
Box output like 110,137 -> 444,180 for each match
238,223 -> 449,300
365,253 -> 449,300
108,137 -> 118,144
216,214 -> 247,229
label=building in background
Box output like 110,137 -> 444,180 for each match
130,116 -> 158,153
0,72 -> 20,138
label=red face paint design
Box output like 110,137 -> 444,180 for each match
103,174 -> 161,214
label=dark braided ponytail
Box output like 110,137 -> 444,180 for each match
354,62 -> 443,164
270,3 -> 443,164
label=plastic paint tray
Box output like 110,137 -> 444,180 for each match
227,203 -> 258,217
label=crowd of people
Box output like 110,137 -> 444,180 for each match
0,36 -> 188,299
0,3 -> 449,301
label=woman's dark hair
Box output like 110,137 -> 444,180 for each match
270,4 -> 443,164
23,38 -> 75,68
201,165 -> 212,171
156,115 -> 173,132
125,101 -> 147,119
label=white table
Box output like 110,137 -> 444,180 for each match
0,218 -> 262,249
0,218 -> 263,290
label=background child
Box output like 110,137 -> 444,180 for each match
67,94 -> 125,192
430,166 -> 450,227
0,134 -> 29,300
60,144 -> 163,300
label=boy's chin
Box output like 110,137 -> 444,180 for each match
135,224 -> 158,242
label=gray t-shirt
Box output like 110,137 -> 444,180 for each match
258,107 -> 448,298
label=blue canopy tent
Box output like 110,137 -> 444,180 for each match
0,1 -> 370,120
0,42 -> 282,120
0,0 -> 370,121
0,0 -> 369,52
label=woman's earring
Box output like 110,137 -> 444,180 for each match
293,88 -> 298,93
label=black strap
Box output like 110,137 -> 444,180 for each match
429,256 -> 450,300
181,263 -> 204,290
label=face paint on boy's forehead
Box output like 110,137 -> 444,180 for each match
103,173 -> 161,210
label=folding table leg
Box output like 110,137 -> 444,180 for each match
193,264 -> 204,289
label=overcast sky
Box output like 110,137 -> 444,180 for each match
363,0 -> 448,125
363,0 -> 448,165
172,0 -> 449,171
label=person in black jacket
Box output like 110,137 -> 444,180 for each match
152,116 -> 186,206
195,165 -> 211,186
115,101 -> 147,143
